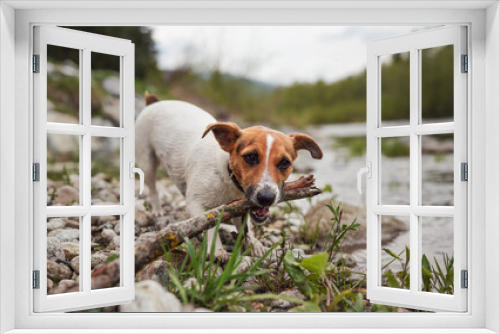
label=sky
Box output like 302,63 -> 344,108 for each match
151,26 -> 429,86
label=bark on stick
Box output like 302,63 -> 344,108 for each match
82,175 -> 320,291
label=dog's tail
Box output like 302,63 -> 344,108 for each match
145,91 -> 159,106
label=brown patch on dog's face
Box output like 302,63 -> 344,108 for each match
203,123 -> 323,212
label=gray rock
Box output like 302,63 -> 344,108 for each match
96,216 -> 116,226
47,237 -> 66,261
70,256 -> 80,274
53,185 -> 79,206
91,252 -> 109,269
136,260 -> 170,286
119,281 -> 182,312
114,223 -> 120,235
182,277 -> 202,292
102,76 -> 120,96
47,218 -> 67,232
47,260 -> 72,280
61,242 -> 79,260
108,236 -> 120,250
47,278 -> 53,291
270,288 -> 305,310
65,218 -> 80,229
135,210 -> 151,227
101,229 -> 117,244
304,199 -> 408,252
98,188 -> 118,204
52,229 -> 79,243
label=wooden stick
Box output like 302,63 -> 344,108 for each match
83,175 -> 320,291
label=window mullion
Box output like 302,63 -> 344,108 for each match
409,47 -> 420,294
81,48 -> 92,294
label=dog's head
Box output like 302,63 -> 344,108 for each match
202,123 -> 323,222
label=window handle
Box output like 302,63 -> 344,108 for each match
357,162 -> 372,195
129,162 -> 144,195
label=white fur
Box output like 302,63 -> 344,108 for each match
248,134 -> 280,206
135,100 -> 265,258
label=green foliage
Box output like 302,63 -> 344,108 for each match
166,213 -> 290,312
106,254 -> 119,263
324,200 -> 361,262
299,252 -> 329,278
380,138 -> 410,157
381,246 -> 411,289
421,253 -> 454,294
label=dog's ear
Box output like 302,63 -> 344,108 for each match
289,133 -> 323,159
202,122 -> 242,152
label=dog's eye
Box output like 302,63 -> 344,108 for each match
277,158 -> 291,171
243,153 -> 259,166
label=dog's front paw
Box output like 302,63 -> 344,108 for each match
245,236 -> 267,258
150,208 -> 166,218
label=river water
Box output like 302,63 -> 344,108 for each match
287,121 -> 455,275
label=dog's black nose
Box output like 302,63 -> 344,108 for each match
257,189 -> 276,207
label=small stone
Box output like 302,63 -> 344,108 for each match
98,189 -> 118,204
47,218 -> 66,232
107,236 -> 120,250
61,242 -> 79,260
47,279 -> 54,291
270,289 -> 305,310
136,260 -> 170,286
114,223 -> 120,235
52,229 -> 79,243
58,279 -> 77,290
91,252 -> 109,268
182,277 -> 201,291
47,260 -> 72,280
53,185 -> 79,206
135,210 -> 151,227
101,229 -> 117,244
70,256 -> 80,274
47,237 -> 66,261
236,256 -> 252,274
65,219 -> 80,229
51,279 -> 78,294
119,281 -> 182,312
96,216 -> 116,226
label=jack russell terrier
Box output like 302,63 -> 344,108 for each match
136,94 -> 323,259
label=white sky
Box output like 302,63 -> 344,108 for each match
151,26 -> 429,86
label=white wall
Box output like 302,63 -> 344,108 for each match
485,2 -> 500,333
0,2 -> 16,333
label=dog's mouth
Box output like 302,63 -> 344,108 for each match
250,207 -> 269,223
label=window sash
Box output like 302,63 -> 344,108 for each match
366,25 -> 468,312
32,26 -> 136,313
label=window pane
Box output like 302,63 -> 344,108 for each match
380,215 -> 410,290
91,52 -> 121,127
47,216 -> 80,295
380,137 -> 410,205
91,137 -> 121,205
421,134 -> 454,206
421,45 -> 454,124
47,134 -> 80,206
380,52 -> 410,127
47,45 -> 80,124
420,216 -> 454,295
91,215 -> 121,291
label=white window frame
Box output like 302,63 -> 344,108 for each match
366,26 -> 468,312
33,26 -> 136,312
0,1 -> 499,333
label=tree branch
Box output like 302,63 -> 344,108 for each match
80,175 -> 321,291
